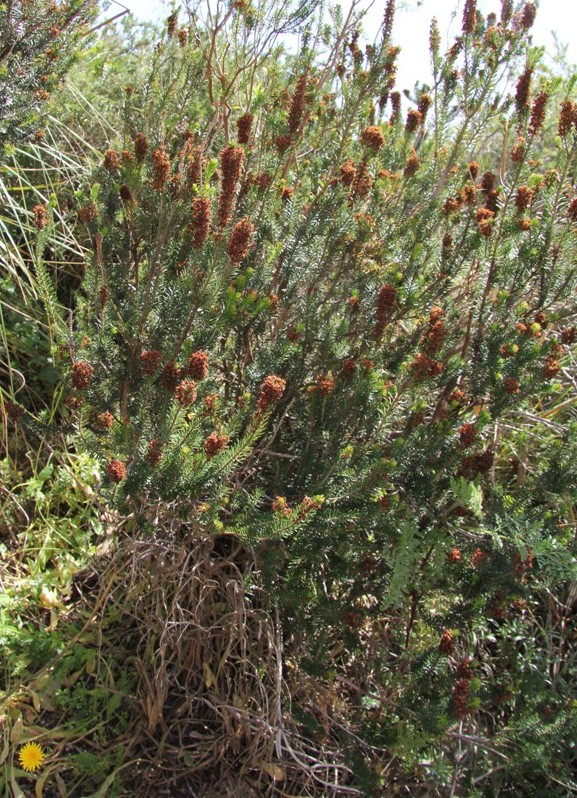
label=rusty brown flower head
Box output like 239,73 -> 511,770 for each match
161,361 -> 179,392
288,74 -> 307,134
33,204 -> 47,230
515,67 -> 533,115
218,144 -> 244,228
519,2 -> 536,30
134,133 -> 148,163
146,438 -> 163,467
204,432 -> 228,459
237,112 -> 254,144
227,218 -> 254,264
405,109 -> 423,133
103,149 -> 120,171
106,459 -> 126,483
151,145 -> 171,190
528,90 -> 549,136
141,349 -> 162,376
360,125 -> 385,151
257,375 -> 286,412
558,99 -> 575,137
511,136 -> 526,163
186,350 -> 209,380
515,185 -> 534,213
175,378 -> 197,406
462,0 -> 478,34
95,411 -> 114,430
403,151 -> 420,177
72,360 -> 94,390
191,197 -> 211,249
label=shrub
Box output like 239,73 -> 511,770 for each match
9,0 -> 577,794
0,0 -> 97,150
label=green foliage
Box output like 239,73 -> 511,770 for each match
0,0 -> 98,150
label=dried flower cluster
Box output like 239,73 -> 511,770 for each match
528,91 -> 548,136
161,361 -> 179,392
175,378 -> 197,406
515,185 -> 534,213
519,1 -> 536,30
187,350 -> 209,380
558,99 -> 575,137
374,283 -> 397,341
204,432 -> 228,458
360,125 -> 384,151
227,218 -> 254,263
288,75 -> 307,134
515,67 -> 533,115
218,144 -> 244,228
72,360 -> 94,390
104,148 -> 120,171
351,160 -> 373,199
411,352 -> 444,378
106,459 -> 126,483
33,203 -> 47,230
237,112 -> 254,144
257,375 -> 286,412
147,438 -> 163,467
315,373 -> 336,396
141,349 -> 162,376
422,306 -> 446,354
134,133 -> 149,163
439,629 -> 454,654
95,411 -> 114,430
462,0 -> 477,34
459,422 -> 477,448
191,197 -> 211,249
476,207 -> 495,237
151,145 -> 171,190
340,158 -> 356,187
186,145 -> 204,187
403,151 -> 420,177
405,109 -> 423,133
511,136 -> 526,163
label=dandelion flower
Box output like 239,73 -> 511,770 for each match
19,742 -> 45,772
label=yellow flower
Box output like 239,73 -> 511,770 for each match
18,742 -> 45,772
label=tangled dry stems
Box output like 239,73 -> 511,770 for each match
93,509 -> 360,797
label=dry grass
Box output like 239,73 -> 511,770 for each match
89,508 -> 360,797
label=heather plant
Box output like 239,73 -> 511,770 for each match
0,0 -> 97,150
4,0 -> 577,795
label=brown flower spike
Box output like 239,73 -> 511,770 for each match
288,75 -> 307,135
141,349 -> 162,376
106,460 -> 126,483
187,351 -> 209,380
33,204 -> 47,230
175,378 -> 197,407
227,218 -> 254,264
147,439 -> 163,467
237,112 -> 254,144
218,144 -> 244,228
257,375 -> 286,412
360,125 -> 385,151
204,432 -> 228,459
134,133 -> 149,163
103,149 -> 120,171
72,361 -> 94,390
151,145 -> 171,190
191,197 -> 211,250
